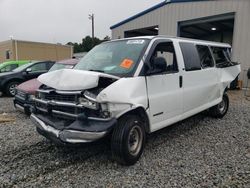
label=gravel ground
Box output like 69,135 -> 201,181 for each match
0,91 -> 249,187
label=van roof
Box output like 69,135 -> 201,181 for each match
111,36 -> 231,48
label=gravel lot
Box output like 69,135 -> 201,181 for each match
0,91 -> 249,187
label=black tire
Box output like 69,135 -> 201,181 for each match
5,81 -> 20,97
111,115 -> 146,166
209,93 -> 229,118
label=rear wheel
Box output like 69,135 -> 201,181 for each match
209,93 -> 229,118
111,115 -> 146,166
5,81 -> 20,97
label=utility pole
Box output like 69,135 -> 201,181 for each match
88,14 -> 95,42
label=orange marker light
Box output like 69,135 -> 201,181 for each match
120,59 -> 134,69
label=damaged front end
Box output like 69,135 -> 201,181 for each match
31,71 -> 120,144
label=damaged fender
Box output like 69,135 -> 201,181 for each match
218,64 -> 241,95
97,77 -> 149,118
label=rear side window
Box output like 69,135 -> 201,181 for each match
196,45 -> 214,68
180,42 -> 201,71
211,47 -> 231,67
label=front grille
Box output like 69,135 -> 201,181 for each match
43,93 -> 77,102
35,89 -> 102,120
16,90 -> 27,99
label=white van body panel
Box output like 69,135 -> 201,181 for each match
146,73 -> 183,132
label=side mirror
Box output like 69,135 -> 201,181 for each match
26,68 -> 32,73
147,57 -> 167,75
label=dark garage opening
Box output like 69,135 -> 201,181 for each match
179,14 -> 235,45
124,26 -> 159,38
179,13 -> 238,89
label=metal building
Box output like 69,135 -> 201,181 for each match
110,0 -> 250,83
0,39 -> 73,63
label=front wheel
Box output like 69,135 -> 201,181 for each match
5,81 -> 20,97
111,115 -> 146,166
209,93 -> 229,118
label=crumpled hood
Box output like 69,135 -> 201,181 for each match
38,69 -> 119,91
17,78 -> 41,95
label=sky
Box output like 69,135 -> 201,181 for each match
0,0 -> 161,44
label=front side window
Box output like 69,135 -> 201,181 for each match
196,45 -> 214,68
74,39 -> 149,77
30,63 -> 47,72
150,42 -> 178,73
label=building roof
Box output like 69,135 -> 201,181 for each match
110,0 -> 208,29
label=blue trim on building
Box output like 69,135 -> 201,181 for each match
110,0 -> 208,29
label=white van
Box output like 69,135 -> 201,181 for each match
30,36 -> 241,165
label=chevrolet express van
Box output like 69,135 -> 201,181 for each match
30,36 -> 241,165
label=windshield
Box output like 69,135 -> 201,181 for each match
13,63 -> 33,72
49,63 -> 74,72
74,39 -> 149,77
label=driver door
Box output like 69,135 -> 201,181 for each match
146,40 -> 183,132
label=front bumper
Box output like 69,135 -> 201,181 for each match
30,113 -> 117,144
13,96 -> 33,114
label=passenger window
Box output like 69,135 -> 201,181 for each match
150,42 -> 178,73
211,47 -> 231,67
196,45 -> 214,68
30,63 -> 47,72
180,42 -> 201,71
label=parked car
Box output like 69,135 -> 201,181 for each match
0,60 -> 30,73
0,60 -> 54,96
30,36 -> 240,165
14,59 -> 79,114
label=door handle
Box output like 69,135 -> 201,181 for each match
179,76 -> 183,88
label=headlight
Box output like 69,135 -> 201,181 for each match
79,97 -> 99,110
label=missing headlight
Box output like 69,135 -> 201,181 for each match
79,97 -> 99,110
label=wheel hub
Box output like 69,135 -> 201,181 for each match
219,98 -> 226,113
128,125 -> 143,156
9,84 -> 18,96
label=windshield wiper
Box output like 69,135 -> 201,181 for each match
88,69 -> 105,73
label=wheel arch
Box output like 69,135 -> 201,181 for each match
3,78 -> 24,88
117,107 -> 151,133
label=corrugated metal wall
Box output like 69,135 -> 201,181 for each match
111,0 -> 250,81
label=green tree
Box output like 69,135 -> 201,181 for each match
67,35 -> 111,53
103,36 -> 111,41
